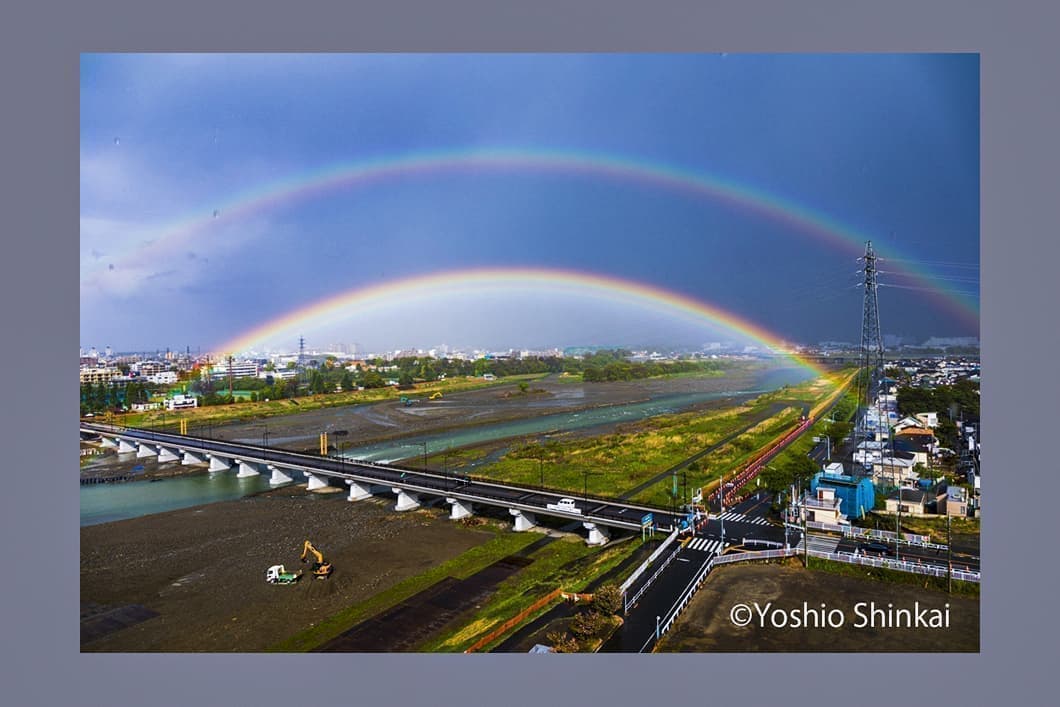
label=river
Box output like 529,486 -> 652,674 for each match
80,366 -> 815,526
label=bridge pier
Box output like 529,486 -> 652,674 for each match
306,472 -> 330,491
99,436 -> 118,449
117,438 -> 138,454
235,460 -> 260,478
181,449 -> 205,465
208,454 -> 232,473
446,497 -> 474,520
268,465 -> 293,485
583,522 -> 610,546
157,446 -> 181,463
346,480 -> 373,501
136,443 -> 158,458
393,487 -> 421,512
509,509 -> 537,532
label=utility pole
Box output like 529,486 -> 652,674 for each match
947,513 -> 953,593
226,354 -> 234,400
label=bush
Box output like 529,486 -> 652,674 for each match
569,610 -> 605,639
592,584 -> 623,615
546,630 -> 579,653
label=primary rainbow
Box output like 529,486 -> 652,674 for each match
214,267 -> 830,377
81,146 -> 979,327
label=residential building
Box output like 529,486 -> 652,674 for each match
915,411 -> 939,428
871,453 -> 918,487
798,487 -> 848,525
938,485 -> 969,517
164,394 -> 198,410
810,471 -> 876,520
80,367 -> 121,385
146,371 -> 178,385
885,488 -> 928,516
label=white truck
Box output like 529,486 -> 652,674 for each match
265,564 -> 303,584
546,497 -> 582,514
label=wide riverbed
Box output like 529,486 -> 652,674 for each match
80,366 -> 815,526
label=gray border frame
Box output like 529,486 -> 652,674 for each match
4,0 -> 1058,705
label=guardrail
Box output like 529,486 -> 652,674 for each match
620,529 -> 680,595
640,554 -> 716,653
792,520 -> 940,548
808,549 -> 980,583
623,535 -> 682,614
715,548 -> 797,565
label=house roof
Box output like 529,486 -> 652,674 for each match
887,488 -> 927,504
896,427 -> 935,437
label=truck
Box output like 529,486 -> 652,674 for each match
265,565 -> 302,584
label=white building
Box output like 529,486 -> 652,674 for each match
798,487 -> 849,525
164,394 -> 198,410
146,371 -> 178,385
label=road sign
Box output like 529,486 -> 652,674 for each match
641,513 -> 653,528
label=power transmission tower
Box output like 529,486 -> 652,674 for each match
855,241 -> 886,476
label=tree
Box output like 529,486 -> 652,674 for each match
569,610 -> 605,639
592,584 -> 623,615
518,381 -> 529,394
340,370 -> 354,391
546,630 -> 579,653
826,421 -> 852,451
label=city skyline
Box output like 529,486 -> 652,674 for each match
81,54 -> 979,353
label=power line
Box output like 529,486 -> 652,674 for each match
882,257 -> 980,270
878,283 -> 980,298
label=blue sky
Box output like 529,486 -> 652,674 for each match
80,53 -> 979,354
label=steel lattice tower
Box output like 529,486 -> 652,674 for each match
855,241 -> 885,464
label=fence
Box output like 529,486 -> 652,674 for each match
463,588 -> 564,653
806,548 -> 980,583
794,520 -> 940,548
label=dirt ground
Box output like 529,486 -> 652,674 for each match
80,487 -> 495,652
658,563 -> 979,652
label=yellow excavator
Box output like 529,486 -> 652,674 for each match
300,540 -> 334,579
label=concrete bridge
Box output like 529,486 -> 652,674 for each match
81,422 -> 678,546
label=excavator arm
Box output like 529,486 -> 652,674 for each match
299,540 -> 333,579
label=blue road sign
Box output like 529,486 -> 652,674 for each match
641,513 -> 653,527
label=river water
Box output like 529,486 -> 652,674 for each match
80,367 -> 814,526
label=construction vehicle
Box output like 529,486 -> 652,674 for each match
265,564 -> 302,584
399,395 -> 415,407
300,540 -> 333,579
429,392 -> 443,400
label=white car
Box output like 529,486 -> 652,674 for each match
546,497 -> 581,514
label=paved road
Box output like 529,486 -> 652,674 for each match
599,494 -> 799,653
834,537 -> 980,572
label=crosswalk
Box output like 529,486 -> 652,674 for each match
685,537 -> 729,555
715,511 -> 771,526
804,533 -> 840,554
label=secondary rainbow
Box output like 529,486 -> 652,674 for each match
82,147 -> 979,327
214,267 -> 831,377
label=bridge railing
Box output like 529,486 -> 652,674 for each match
623,533 -> 682,615
82,423 -> 678,517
